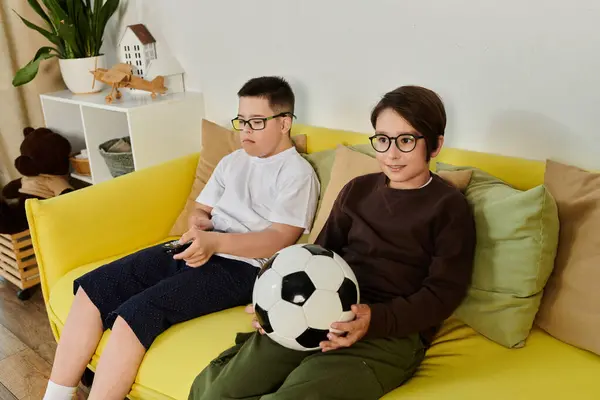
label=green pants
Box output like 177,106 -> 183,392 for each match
188,332 -> 425,400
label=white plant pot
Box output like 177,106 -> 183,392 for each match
58,55 -> 107,94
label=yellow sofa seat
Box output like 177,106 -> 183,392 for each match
49,260 -> 600,399
29,124 -> 600,399
49,254 -> 253,400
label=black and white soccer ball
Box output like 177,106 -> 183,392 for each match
252,244 -> 360,351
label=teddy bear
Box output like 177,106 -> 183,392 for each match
0,127 -> 74,234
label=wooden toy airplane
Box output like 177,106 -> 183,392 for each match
91,63 -> 168,104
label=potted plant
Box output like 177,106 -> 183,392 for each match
12,0 -> 120,94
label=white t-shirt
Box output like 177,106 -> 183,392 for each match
196,147 -> 320,267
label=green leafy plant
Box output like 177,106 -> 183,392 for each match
12,0 -> 120,87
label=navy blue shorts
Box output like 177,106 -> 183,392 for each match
73,243 -> 258,349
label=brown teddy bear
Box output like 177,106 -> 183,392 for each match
0,127 -> 73,234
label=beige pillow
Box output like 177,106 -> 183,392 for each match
437,170 -> 472,192
535,160 -> 600,355
169,119 -> 307,236
308,146 -> 380,243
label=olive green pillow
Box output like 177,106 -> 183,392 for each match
437,163 -> 559,348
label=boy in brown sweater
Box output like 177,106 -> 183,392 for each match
189,86 -> 476,400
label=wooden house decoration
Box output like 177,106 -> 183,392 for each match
146,57 -> 186,93
119,24 -> 157,77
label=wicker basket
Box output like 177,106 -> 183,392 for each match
99,137 -> 134,178
70,155 -> 91,176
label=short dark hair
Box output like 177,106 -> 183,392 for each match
370,86 -> 446,160
237,76 -> 295,114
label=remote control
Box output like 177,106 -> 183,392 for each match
163,240 -> 193,255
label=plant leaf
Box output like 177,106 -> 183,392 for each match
67,0 -> 86,56
42,0 -> 78,49
96,0 -> 119,54
75,0 -> 92,56
26,0 -> 52,27
66,0 -> 75,17
99,0 -> 119,27
80,0 -> 93,54
13,10 -> 61,46
34,0 -> 117,58
40,0 -> 65,31
41,0 -> 81,57
57,20 -> 83,57
12,47 -> 57,86
93,0 -> 101,43
94,0 -> 102,20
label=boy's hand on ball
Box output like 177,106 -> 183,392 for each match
245,304 -> 266,335
320,304 -> 371,352
174,229 -> 220,267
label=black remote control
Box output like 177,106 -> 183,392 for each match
163,240 -> 193,255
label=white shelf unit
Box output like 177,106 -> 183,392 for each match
40,90 -> 205,185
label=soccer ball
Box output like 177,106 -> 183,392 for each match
252,244 -> 360,351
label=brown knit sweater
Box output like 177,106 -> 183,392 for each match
315,172 -> 476,345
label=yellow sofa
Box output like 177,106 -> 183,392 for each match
28,125 -> 600,399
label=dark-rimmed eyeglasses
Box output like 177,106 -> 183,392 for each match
369,133 -> 425,153
231,112 -> 296,131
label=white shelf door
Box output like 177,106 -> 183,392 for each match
81,107 -> 131,184
128,95 -> 204,170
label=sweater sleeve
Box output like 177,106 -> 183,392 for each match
366,195 -> 476,339
314,181 -> 353,255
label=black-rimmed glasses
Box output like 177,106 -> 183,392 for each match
231,112 -> 295,131
369,133 -> 425,153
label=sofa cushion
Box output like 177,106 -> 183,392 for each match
535,160 -> 600,355
49,252 -> 600,400
302,149 -> 336,207
385,318 -> 600,399
301,144 -> 376,232
308,145 -> 380,243
169,119 -> 308,236
437,169 -> 472,191
437,163 -> 559,348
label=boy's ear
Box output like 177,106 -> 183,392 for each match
281,115 -> 293,136
430,136 -> 445,159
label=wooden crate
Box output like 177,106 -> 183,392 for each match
0,230 -> 40,290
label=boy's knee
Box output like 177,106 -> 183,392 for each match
106,305 -> 158,349
188,370 -> 228,400
111,315 -> 135,334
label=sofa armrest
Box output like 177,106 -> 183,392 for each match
27,153 -> 199,302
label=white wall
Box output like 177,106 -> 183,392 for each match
108,0 -> 600,170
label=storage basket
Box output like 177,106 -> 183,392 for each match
99,137 -> 135,177
70,155 -> 91,176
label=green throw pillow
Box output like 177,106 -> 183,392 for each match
437,162 -> 559,348
302,149 -> 336,203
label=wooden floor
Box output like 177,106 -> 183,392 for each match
0,277 -> 87,399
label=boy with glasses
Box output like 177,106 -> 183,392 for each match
188,86 -> 476,400
43,76 -> 319,400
